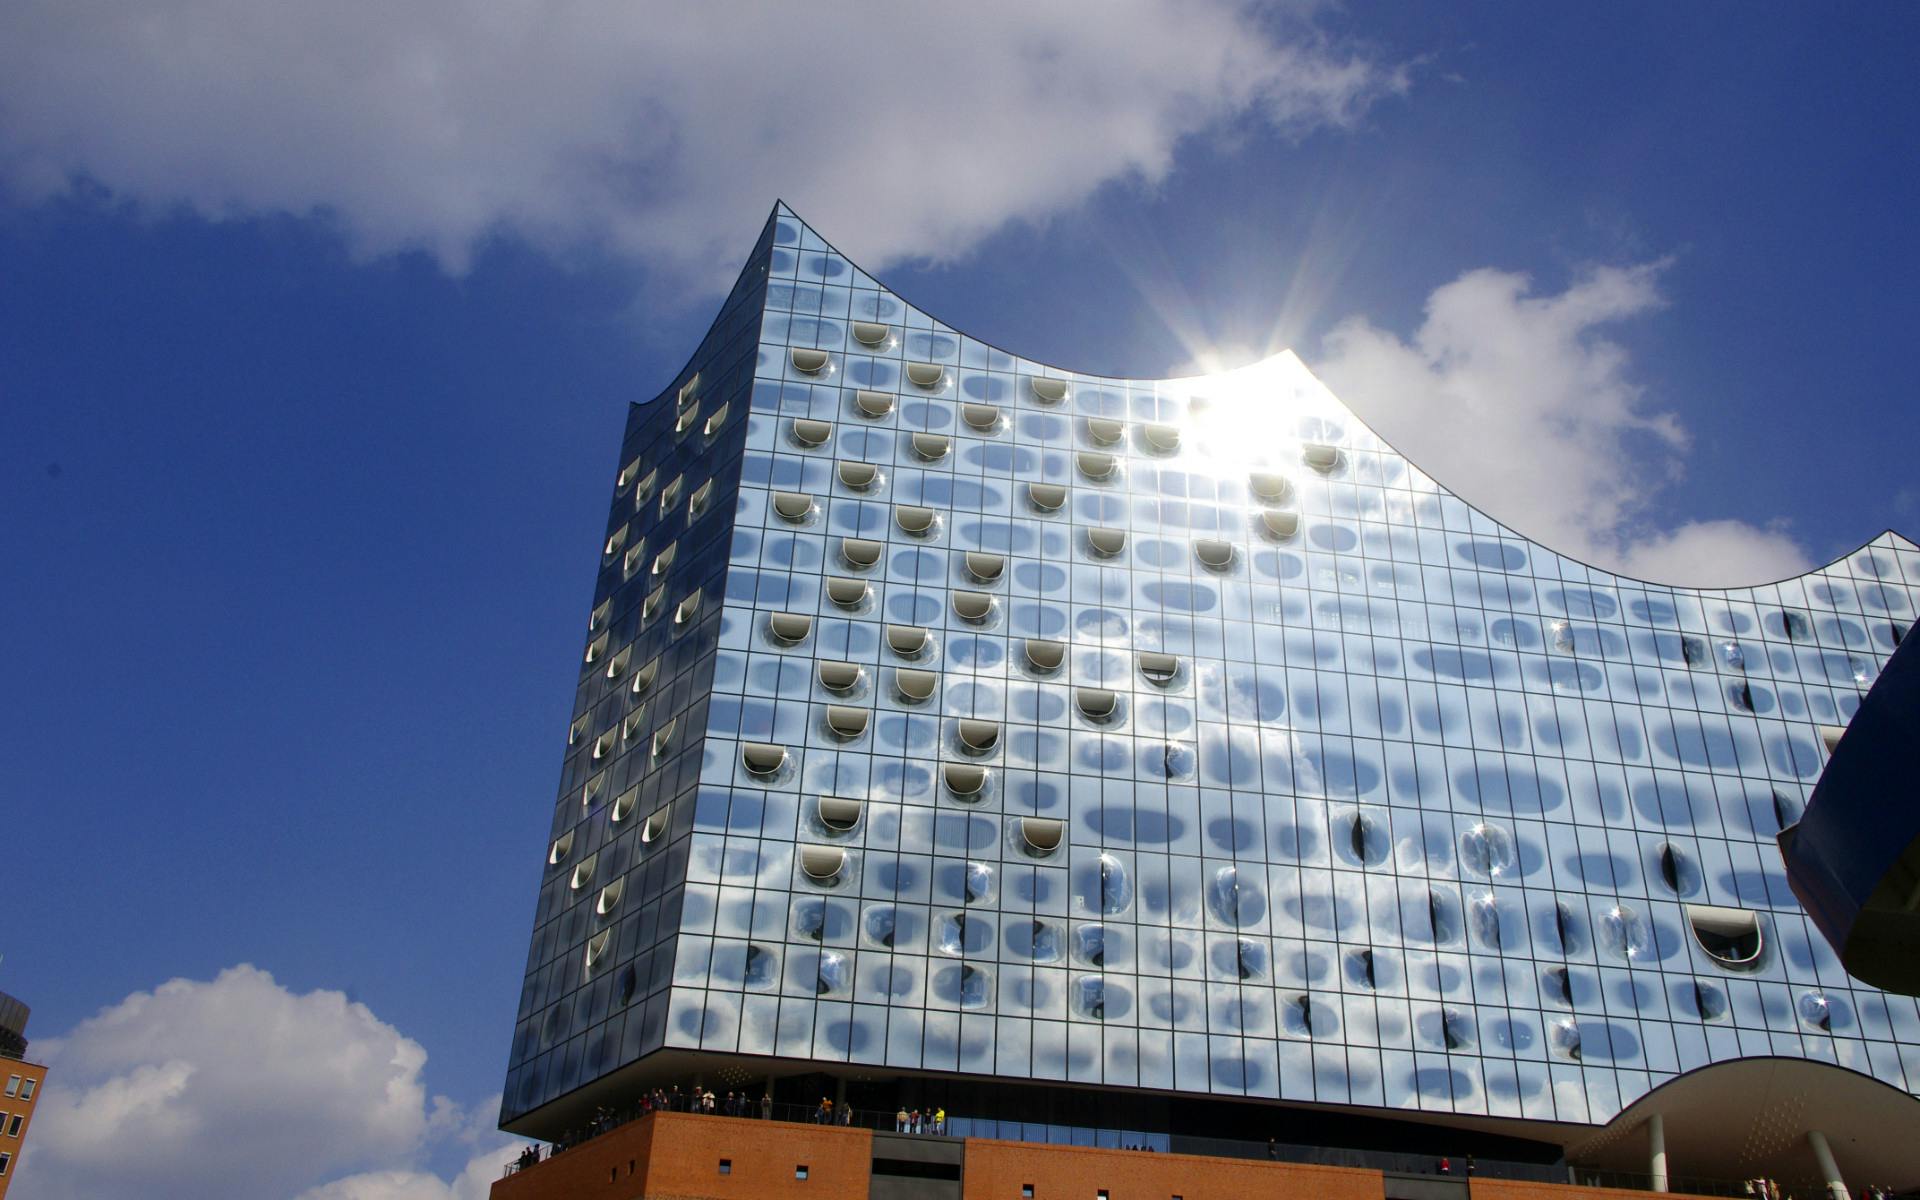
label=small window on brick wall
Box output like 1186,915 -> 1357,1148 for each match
718,1159 -> 731,1175
796,1164 -> 810,1180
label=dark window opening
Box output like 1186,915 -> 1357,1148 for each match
719,1159 -> 731,1175
874,1159 -> 962,1181
796,1164 -> 810,1179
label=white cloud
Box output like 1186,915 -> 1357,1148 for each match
16,966 -> 508,1200
1310,261 -> 1813,586
290,1146 -> 513,1200
0,1 -> 1407,276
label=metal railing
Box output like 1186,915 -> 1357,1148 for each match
498,1100 -> 1767,1196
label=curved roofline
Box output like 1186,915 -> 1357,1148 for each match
772,199 -> 1915,592
1604,1053 -> 1920,1123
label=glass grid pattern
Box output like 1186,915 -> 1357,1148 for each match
507,205 -> 1920,1132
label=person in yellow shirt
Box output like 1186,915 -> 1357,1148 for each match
934,1107 -> 947,1136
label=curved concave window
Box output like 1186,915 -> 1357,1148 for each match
905,362 -> 945,389
964,551 -> 1005,582
943,762 -> 987,796
855,389 -> 895,418
616,457 -> 642,491
1076,687 -> 1118,721
961,403 -> 1001,431
952,590 -> 994,622
817,795 -> 863,832
584,930 -> 610,972
674,405 -> 699,434
1077,452 -> 1116,481
1195,539 -> 1236,570
1249,472 -> 1294,503
702,404 -> 729,436
837,461 -> 878,490
1030,377 -> 1069,403
1137,652 -> 1179,685
1460,823 -> 1514,877
596,879 -> 624,916
632,468 -> 658,504
1553,1020 -> 1583,1061
841,538 -> 884,569
1260,510 -> 1301,540
610,787 -> 637,823
585,633 -> 609,665
911,432 -> 950,461
641,586 -> 664,621
790,347 -> 830,375
818,661 -> 863,692
851,321 -> 890,347
958,719 -> 1000,752
768,612 -> 813,644
651,720 -> 676,759
688,480 -> 713,515
826,576 -> 869,608
1303,443 -> 1342,473
792,419 -> 833,448
651,544 -> 676,576
1025,638 -> 1066,672
800,845 -> 847,883
1771,789 -> 1802,831
631,658 -> 658,694
1659,843 -> 1687,893
1086,527 -> 1126,557
1142,424 -> 1180,453
886,624 -> 929,656
895,668 -> 938,702
1086,418 -> 1125,446
741,742 -> 789,776
570,854 -> 596,890
1800,991 -> 1834,1031
641,805 -> 670,844
1687,905 -> 1764,968
825,705 -> 870,738
772,492 -> 814,522
1471,896 -> 1503,949
602,528 -> 626,559
1820,724 -> 1847,755
548,831 -> 575,866
1028,482 -> 1067,511
895,505 -> 936,534
659,476 -> 683,511
673,592 -> 700,627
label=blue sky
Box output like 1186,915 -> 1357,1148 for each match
2,4 -> 1917,1197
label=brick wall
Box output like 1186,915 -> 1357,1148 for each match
961,1138 -> 1387,1200
491,1112 -> 869,1200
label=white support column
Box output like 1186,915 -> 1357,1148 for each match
1648,1112 -> 1669,1193
1807,1129 -> 1851,1200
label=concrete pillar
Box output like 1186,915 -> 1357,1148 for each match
1807,1130 -> 1850,1200
1648,1113 -> 1668,1194
834,1077 -> 847,1106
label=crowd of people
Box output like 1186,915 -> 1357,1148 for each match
505,1082 -> 963,1175
1745,1182 -> 1897,1200
890,1105 -> 947,1134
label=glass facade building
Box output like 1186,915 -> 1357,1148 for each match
500,203 -> 1920,1155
